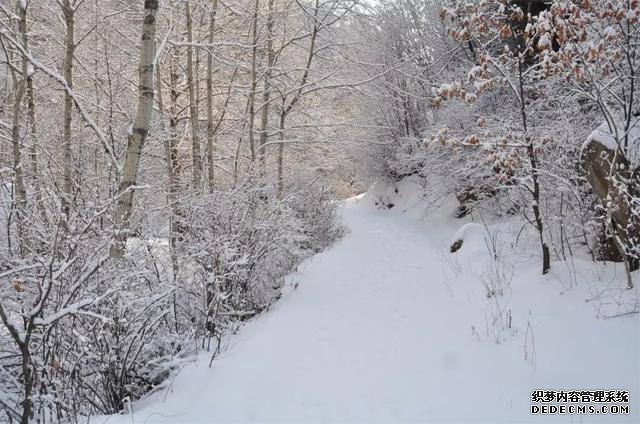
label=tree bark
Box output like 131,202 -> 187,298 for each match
62,0 -> 75,219
156,62 -> 181,280
113,0 -> 158,252
518,54 -> 550,275
169,56 -> 181,183
247,0 -> 259,162
186,1 -> 202,188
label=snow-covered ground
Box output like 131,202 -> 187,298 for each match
93,178 -> 640,424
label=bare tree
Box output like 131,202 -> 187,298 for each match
186,0 -> 202,187
6,0 -> 30,253
114,0 -> 159,250
60,0 -> 76,219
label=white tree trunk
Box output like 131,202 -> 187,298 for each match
114,0 -> 159,250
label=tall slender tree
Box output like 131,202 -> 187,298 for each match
114,0 -> 159,251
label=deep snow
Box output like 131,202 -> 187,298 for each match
94,178 -> 640,424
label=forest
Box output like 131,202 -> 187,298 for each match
1,0 -> 638,423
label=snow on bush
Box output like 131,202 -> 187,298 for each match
0,173 -> 343,421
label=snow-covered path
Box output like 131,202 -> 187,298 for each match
97,186 -> 639,424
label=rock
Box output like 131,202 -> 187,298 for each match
581,122 -> 640,270
449,223 -> 485,253
450,239 -> 463,253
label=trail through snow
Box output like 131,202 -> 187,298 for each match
96,182 -> 640,424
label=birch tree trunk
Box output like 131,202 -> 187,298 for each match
169,56 -> 181,184
114,0 -> 158,252
167,53 -> 184,244
156,63 -> 180,277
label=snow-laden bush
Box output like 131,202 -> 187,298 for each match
284,174 -> 345,253
0,199 -> 189,421
173,174 -> 343,345
175,178 -> 305,338
0,174 -> 344,421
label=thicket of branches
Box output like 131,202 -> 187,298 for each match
358,0 -> 639,282
0,0 -> 353,422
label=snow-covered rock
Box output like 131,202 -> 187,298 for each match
449,222 -> 485,252
581,118 -> 640,267
583,118 -> 640,164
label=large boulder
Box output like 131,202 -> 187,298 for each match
581,120 -> 640,269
